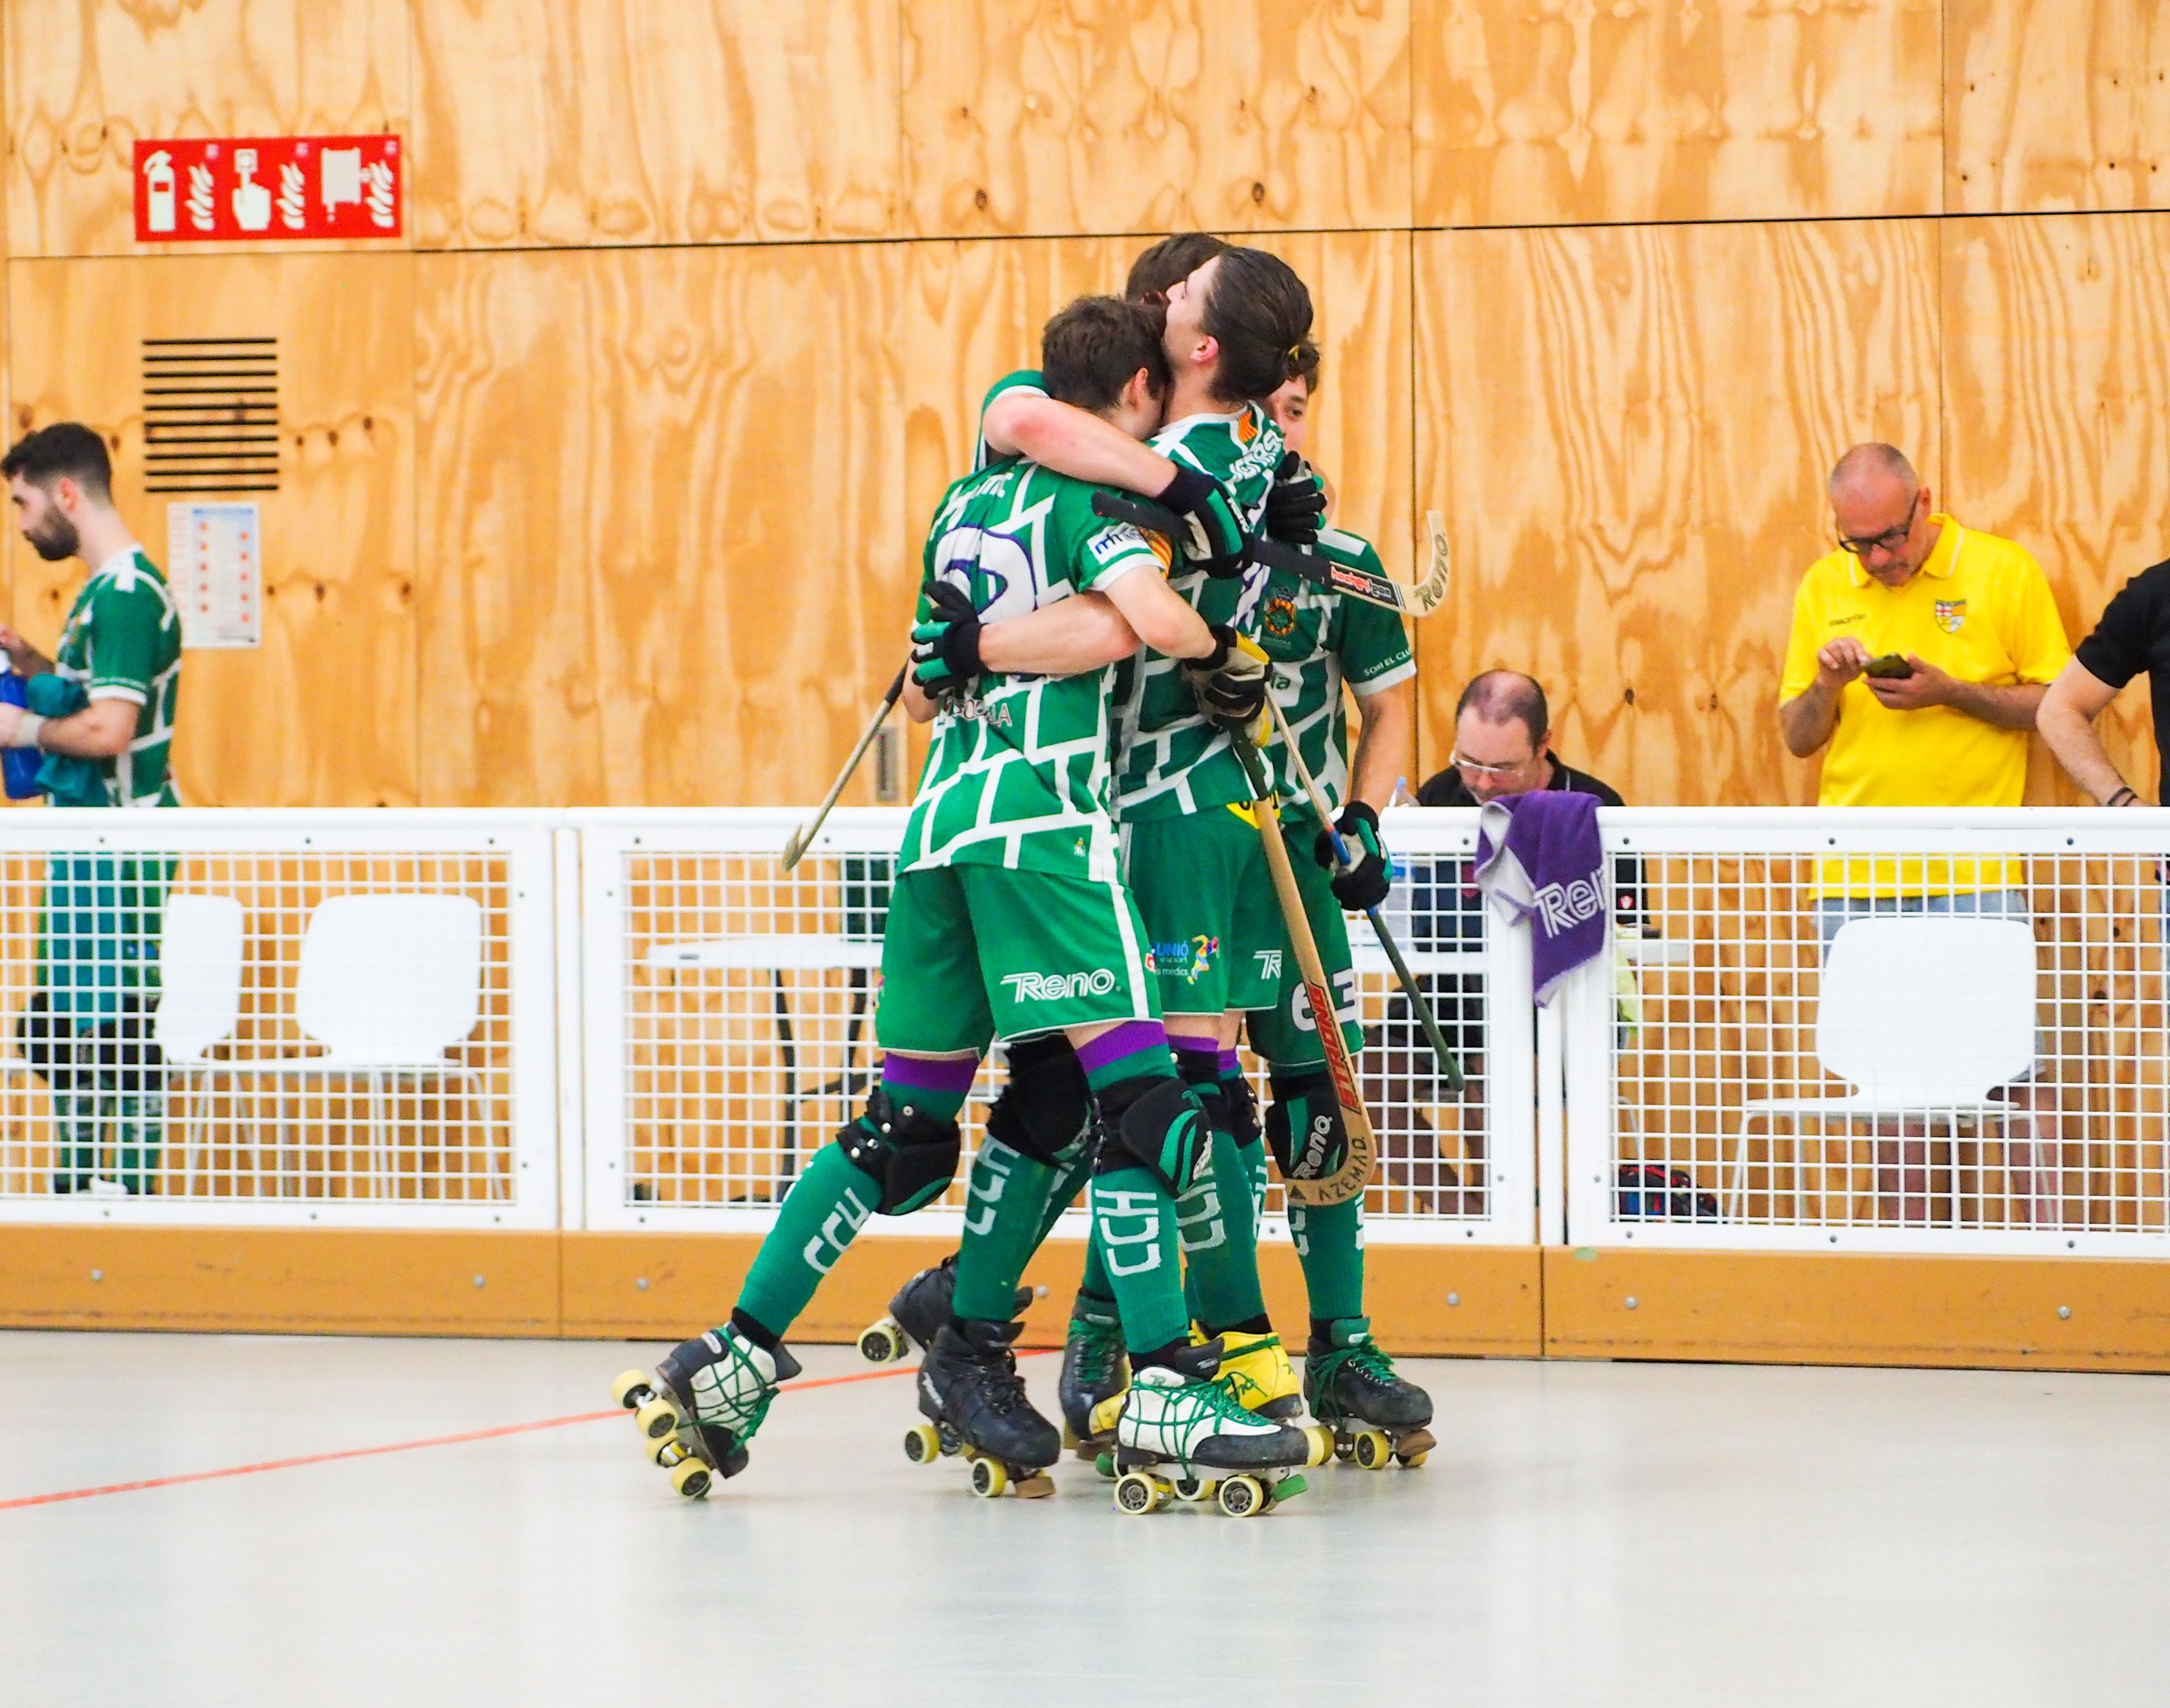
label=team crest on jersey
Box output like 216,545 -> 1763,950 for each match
1934,599 -> 1966,633
1263,595 -> 1298,637
1150,935 -> 1219,984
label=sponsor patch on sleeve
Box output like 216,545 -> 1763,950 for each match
1087,522 -> 1149,566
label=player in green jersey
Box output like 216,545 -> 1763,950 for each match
624,297 -> 1306,1497
0,425 -> 183,1198
1246,359 -> 1438,1462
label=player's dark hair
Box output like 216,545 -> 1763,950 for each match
1199,247 -> 1315,406
1457,670 -> 1550,746
1,422 -> 112,500
1041,296 -> 1171,415
1125,233 -> 1231,304
1290,343 -> 1321,396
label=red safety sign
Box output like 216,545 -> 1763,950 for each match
132,136 -> 402,242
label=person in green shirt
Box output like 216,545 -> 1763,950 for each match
0,423 -> 183,1195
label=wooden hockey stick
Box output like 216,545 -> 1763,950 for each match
1231,735 -> 1376,1207
1264,696 -> 1464,1094
1088,492 -> 1452,618
781,665 -> 907,871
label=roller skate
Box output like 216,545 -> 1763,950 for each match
609,1326 -> 801,1499
1058,1296 -> 1129,1458
1303,1315 -> 1435,1470
1100,1340 -> 1330,1519
903,1318 -> 1061,1499
1200,1325 -> 1302,1421
857,1253 -> 1033,1365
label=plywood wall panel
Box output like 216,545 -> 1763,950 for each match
415,246 -> 906,807
1414,221 -> 1942,805
903,0 -> 1409,237
6,0 -> 409,258
1412,0 -> 1942,228
1942,213 -> 2170,802
411,0 -> 902,249
1948,0 -> 2170,214
5,254 -> 418,806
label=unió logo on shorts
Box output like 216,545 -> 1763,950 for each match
1001,968 -> 1119,1002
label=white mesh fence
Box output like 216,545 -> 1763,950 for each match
1563,809 -> 2170,1255
579,809 -> 1535,1243
0,812 -> 559,1228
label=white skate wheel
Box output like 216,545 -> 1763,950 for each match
635,1396 -> 679,1442
969,1458 -> 1009,1499
902,1423 -> 941,1465
1216,1474 -> 1265,1517
669,1458 -> 711,1500
1113,1471 -> 1160,1515
1173,1474 -> 1210,1503
610,1368 -> 654,1410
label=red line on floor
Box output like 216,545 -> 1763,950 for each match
0,1350 -> 1050,1513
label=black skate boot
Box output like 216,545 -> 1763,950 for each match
1303,1315 -> 1435,1470
907,1317 -> 1061,1498
1057,1293 -> 1129,1456
611,1326 -> 803,1499
858,1253 -> 1035,1364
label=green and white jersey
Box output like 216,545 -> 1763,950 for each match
51,546 -> 183,808
1109,404 -> 1285,820
973,369 -> 1048,472
1243,522 -> 1414,823
902,459 -> 1169,883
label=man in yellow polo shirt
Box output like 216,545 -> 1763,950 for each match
1778,442 -> 2070,1224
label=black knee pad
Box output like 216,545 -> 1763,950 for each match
1088,1072 -> 1211,1196
1266,1068 -> 1347,1182
1221,1072 -> 1260,1149
984,1033 -> 1092,1167
836,1086 -> 962,1214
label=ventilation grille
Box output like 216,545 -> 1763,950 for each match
142,337 -> 278,494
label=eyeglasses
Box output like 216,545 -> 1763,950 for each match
1450,752 -> 1532,777
1837,494 -> 1921,559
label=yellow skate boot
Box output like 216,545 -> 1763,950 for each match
1203,1327 -> 1303,1421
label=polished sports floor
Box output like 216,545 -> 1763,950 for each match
2,1329 -> 2165,1707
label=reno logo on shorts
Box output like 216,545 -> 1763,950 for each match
1150,934 -> 1218,984
1001,967 -> 1118,1002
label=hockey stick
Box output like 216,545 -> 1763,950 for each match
1230,733 -> 1376,1207
1088,492 -> 1452,619
781,665 -> 906,871
1263,696 -> 1464,1095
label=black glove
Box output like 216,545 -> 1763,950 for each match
1182,624 -> 1270,733
910,580 -> 983,699
1264,451 -> 1327,546
1157,465 -> 1247,579
1312,800 -> 1391,911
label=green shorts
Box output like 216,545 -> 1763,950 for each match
1245,810 -> 1364,1070
1121,806 -> 1285,1021
875,863 -> 1159,1055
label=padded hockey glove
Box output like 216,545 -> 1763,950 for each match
1157,465 -> 1247,579
1312,801 -> 1392,912
1264,451 -> 1327,546
1183,625 -> 1271,736
910,580 -> 984,699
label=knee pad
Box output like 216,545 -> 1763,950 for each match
1090,1073 -> 1212,1196
836,1086 -> 962,1215
1221,1071 -> 1260,1149
984,1034 -> 1092,1167
1266,1069 -> 1348,1183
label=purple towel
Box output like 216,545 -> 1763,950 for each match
1473,791 -> 1607,1003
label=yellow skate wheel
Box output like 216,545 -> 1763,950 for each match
1113,1471 -> 1160,1515
1395,1428 -> 1437,1466
1352,1429 -> 1392,1470
1398,1449 -> 1430,1468
969,1457 -> 1009,1499
669,1457 -> 712,1500
611,1368 -> 655,1410
858,1318 -> 906,1364
1173,1474 -> 1213,1503
1216,1474 -> 1266,1517
902,1423 -> 942,1465
1013,1474 -> 1055,1500
1302,1426 -> 1334,1468
635,1396 -> 680,1442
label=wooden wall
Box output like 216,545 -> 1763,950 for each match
0,0 -> 2164,807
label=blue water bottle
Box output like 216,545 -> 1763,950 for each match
1,669 -> 42,799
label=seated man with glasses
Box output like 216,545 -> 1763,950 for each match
1362,671 -> 1630,1214
1778,442 -> 2071,1224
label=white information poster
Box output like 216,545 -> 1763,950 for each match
165,501 -> 262,649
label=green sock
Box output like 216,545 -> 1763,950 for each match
1180,1129 -> 1268,1331
1090,1165 -> 1187,1354
114,1094 -> 159,1195
733,1144 -> 880,1339
1288,1195 -> 1365,1325
1035,1144 -> 1096,1246
52,1091 -> 97,1187
952,1137 -> 1058,1320
1079,1215 -> 1115,1305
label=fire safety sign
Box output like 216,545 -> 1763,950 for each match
133,137 -> 402,242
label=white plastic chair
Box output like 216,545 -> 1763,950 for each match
156,894 -> 246,1197
1731,917 -> 2040,1223
218,894 -> 488,1199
